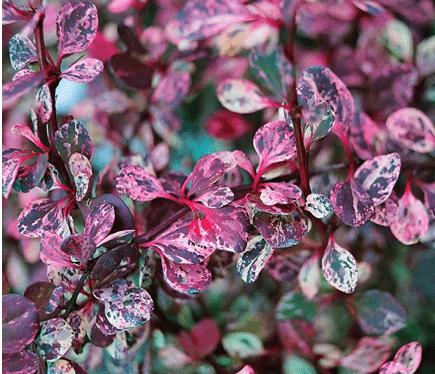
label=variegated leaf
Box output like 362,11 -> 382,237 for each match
11,123 -> 49,151
8,33 -> 37,70
116,165 -> 168,202
105,288 -> 153,331
56,1 -> 98,60
253,208 -> 309,248
298,66 -> 355,142
152,70 -> 191,107
217,79 -> 269,114
371,197 -> 399,226
69,153 -> 92,201
298,254 -> 321,299
253,120 -> 296,173
47,266 -> 83,293
188,154 -> 226,197
386,107 -> 435,153
379,361 -> 408,374
2,294 -> 39,354
2,149 -> 30,198
66,308 -> 91,353
2,351 -> 39,374
394,342 -> 422,374
2,71 -> 44,102
84,203 -> 115,246
340,337 -> 391,373
305,193 -> 333,218
353,289 -> 407,335
259,182 -> 302,206
93,279 -> 131,303
54,120 -> 92,163
247,192 -> 296,215
17,198 -> 58,238
35,84 -> 53,123
49,359 -> 76,374
302,100 -> 335,146
330,178 -> 374,227
40,232 -> 72,268
60,58 -> 104,82
266,250 -> 311,283
150,216 -> 215,264
189,204 -> 249,253
36,318 -> 73,362
353,153 -> 401,205
236,236 -> 274,283
61,233 -> 95,266
390,189 -> 429,244
160,255 -> 212,294
415,181 -> 435,218
322,237 -> 358,294
194,185 -> 234,208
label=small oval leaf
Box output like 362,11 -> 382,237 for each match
394,342 -> 422,374
36,318 -> 73,362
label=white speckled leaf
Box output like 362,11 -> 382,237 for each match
36,84 -> 53,123
394,342 -> 422,374
305,193 -> 333,218
298,254 -> 321,299
8,33 -> 37,70
217,79 -> 269,114
69,153 -> 92,201
260,182 -> 301,206
49,359 -> 76,374
322,237 -> 358,294
236,236 -> 274,283
194,185 -> 234,208
353,153 -> 401,205
36,318 -> 73,362
93,278 -> 131,303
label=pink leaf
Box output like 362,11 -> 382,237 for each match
189,204 -> 249,253
394,342 -> 422,374
194,185 -> 234,208
61,233 -> 95,266
371,197 -> 399,226
253,120 -> 296,173
353,153 -> 401,205
60,58 -> 104,82
340,337 -> 391,374
259,182 -> 301,206
379,361 -> 409,374
2,71 -> 44,103
69,153 -> 92,201
152,70 -> 191,107
322,237 -> 358,294
352,0 -> 386,15
36,84 -> 53,123
415,180 -> 435,218
2,149 -> 31,198
386,107 -> 435,153
247,192 -> 297,215
298,254 -> 321,299
56,1 -> 98,61
159,255 -> 212,294
11,124 -> 49,151
150,216 -> 215,264
390,189 -> 429,245
330,178 -> 374,227
217,79 -> 269,114
205,110 -> 251,141
298,66 -> 355,143
84,203 -> 115,246
236,366 -> 255,374
188,154 -> 226,197
214,150 -> 255,177
116,165 -> 168,202
2,2 -> 32,25
40,232 -> 72,268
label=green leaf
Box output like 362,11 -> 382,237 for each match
283,354 -> 317,374
384,19 -> 413,62
222,332 -> 264,358
276,291 -> 317,322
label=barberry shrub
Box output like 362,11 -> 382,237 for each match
2,0 -> 435,373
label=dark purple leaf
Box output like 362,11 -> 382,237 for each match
330,178 -> 374,227
17,198 -> 58,238
253,120 -> 296,173
24,282 -> 60,320
90,311 -> 116,347
171,0 -> 251,42
54,119 -> 92,163
236,236 -> 274,284
298,66 -> 355,142
35,84 -> 53,123
352,0 -> 385,14
394,342 -> 422,374
253,208 -> 310,248
188,154 -> 226,197
371,197 -> 399,226
2,294 -> 39,354
40,232 -> 72,268
104,287 -> 153,331
160,255 -> 212,294
159,172 -> 186,198
189,204 -> 249,253
2,71 -> 44,103
110,53 -> 154,89
305,193 -> 333,218
8,33 -> 37,70
150,216 -> 215,264
386,107 -> 435,153
61,234 -> 95,266
353,289 -> 407,335
152,70 -> 191,107
69,153 -> 92,201
91,245 -> 140,287
415,181 -> 435,218
2,149 -> 30,198
249,47 -> 293,99
117,22 -> 146,54
217,79 -> 269,114
340,337 -> 391,373
66,308 -> 91,354
194,185 -> 234,208
60,58 -> 104,82
116,165 -> 168,201
2,350 -> 39,374
353,153 -> 401,206
36,318 -> 73,362
259,182 -> 301,206
322,236 -> 358,294
56,1 -> 98,60
390,188 -> 429,245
